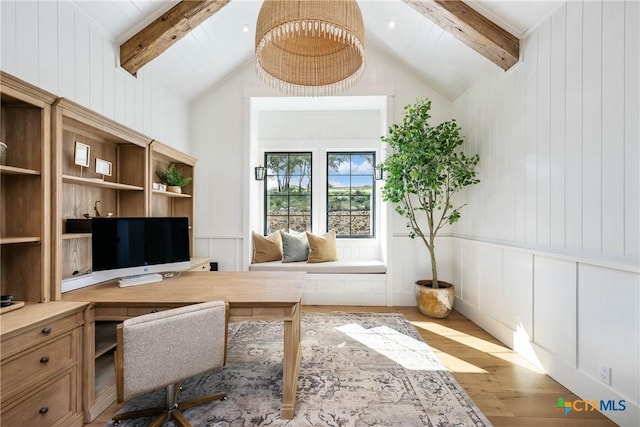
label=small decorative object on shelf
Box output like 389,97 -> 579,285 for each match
95,158 -> 112,177
0,141 -> 6,165
74,141 -> 90,168
152,182 -> 168,192
156,163 -> 193,194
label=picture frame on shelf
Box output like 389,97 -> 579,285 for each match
74,141 -> 90,167
95,158 -> 112,176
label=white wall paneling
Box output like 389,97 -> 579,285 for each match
624,0 -> 640,259
452,238 -> 639,426
533,256 -> 577,366
582,0 -> 604,254
578,265 -> 639,404
0,0 -> 190,150
501,250 -> 533,343
194,237 -> 244,272
452,2 -> 639,425
564,0 -> 584,252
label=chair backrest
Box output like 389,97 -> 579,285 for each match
115,301 -> 229,402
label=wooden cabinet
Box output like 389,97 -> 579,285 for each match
149,141 -> 196,256
0,302 -> 87,427
51,98 -> 151,298
0,71 -> 204,423
0,72 -> 56,303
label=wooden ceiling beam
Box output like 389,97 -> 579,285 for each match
403,0 -> 519,70
120,0 -> 230,76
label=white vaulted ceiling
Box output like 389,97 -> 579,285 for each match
73,0 -> 564,101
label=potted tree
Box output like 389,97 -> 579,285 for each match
380,99 -> 480,318
156,163 -> 193,194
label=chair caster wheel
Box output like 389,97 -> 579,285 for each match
113,421 -> 122,426
220,396 -> 227,401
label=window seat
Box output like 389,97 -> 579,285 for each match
248,259 -> 386,274
248,259 -> 388,306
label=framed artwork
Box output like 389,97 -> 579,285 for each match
74,141 -> 90,167
95,158 -> 113,176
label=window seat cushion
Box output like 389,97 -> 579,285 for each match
248,259 -> 387,274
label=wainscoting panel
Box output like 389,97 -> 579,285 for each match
451,237 -> 639,426
533,256 -> 577,366
501,250 -> 533,337
578,264 -> 639,402
479,246 -> 503,322
460,241 -> 481,308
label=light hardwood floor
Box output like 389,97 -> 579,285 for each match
86,306 -> 618,427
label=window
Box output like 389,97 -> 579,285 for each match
264,152 -> 312,234
327,152 -> 376,237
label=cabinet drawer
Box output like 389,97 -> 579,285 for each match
94,306 -> 128,320
1,313 -> 81,357
1,369 -> 75,427
1,334 -> 74,400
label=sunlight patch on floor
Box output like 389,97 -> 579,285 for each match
335,323 -> 486,373
429,351 -> 488,373
411,321 -> 544,374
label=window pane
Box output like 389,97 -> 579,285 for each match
289,195 -> 311,214
328,195 -> 350,213
328,216 -> 351,235
327,154 -> 350,175
267,216 -> 288,234
351,216 -> 371,235
289,215 -> 311,232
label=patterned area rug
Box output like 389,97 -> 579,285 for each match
106,312 -> 492,426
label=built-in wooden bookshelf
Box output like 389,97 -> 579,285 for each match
51,98 -> 151,299
0,71 -> 56,303
149,140 -> 197,256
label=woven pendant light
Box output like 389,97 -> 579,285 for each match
255,0 -> 366,96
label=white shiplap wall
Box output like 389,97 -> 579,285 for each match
452,1 -> 639,425
0,0 -> 189,150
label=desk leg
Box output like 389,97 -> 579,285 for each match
281,301 -> 301,419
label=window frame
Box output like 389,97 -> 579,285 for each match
326,151 -> 377,239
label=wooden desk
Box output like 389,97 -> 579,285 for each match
62,271 -> 305,421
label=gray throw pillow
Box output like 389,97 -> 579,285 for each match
280,230 -> 309,262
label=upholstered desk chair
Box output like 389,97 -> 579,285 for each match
112,301 -> 229,427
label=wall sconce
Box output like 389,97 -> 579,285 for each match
255,166 -> 266,181
374,165 -> 383,180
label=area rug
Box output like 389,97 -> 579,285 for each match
105,312 -> 492,426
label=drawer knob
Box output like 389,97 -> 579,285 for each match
41,327 -> 52,335
39,407 -> 49,415
40,356 -> 50,364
